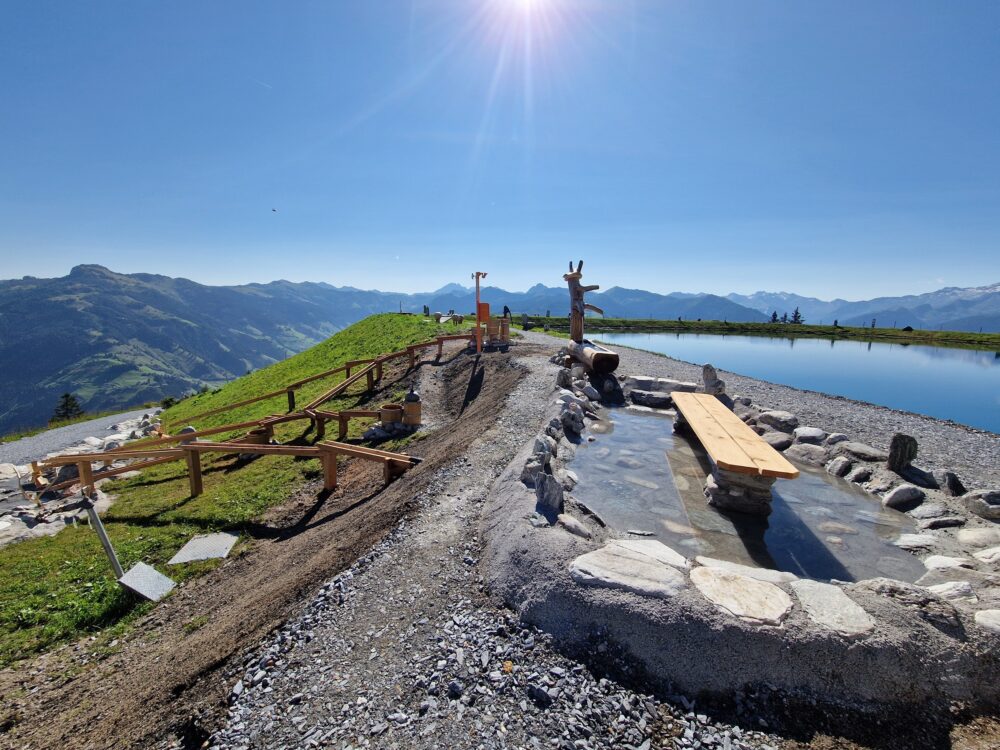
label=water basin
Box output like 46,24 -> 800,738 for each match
569,407 -> 926,583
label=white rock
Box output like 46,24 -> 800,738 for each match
972,545 -> 1000,564
612,539 -> 689,569
974,609 -> 1000,635
793,426 -> 828,445
83,436 -> 104,447
569,543 -> 687,599
557,514 -> 592,540
694,556 -> 798,584
790,580 -> 874,638
922,555 -> 972,570
925,581 -> 978,603
894,533 -> 937,551
690,566 -> 793,625
957,528 -> 1000,548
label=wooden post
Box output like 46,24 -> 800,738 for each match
345,362 -> 353,378
322,451 -> 338,491
78,461 -> 95,498
316,417 -> 326,440
338,415 -> 349,441
287,389 -> 296,412
366,368 -> 374,392
375,360 -> 383,382
185,449 -> 203,497
408,349 -> 416,370
563,260 -> 603,345
437,339 -> 444,360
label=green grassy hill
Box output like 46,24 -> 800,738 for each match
0,314 -> 463,666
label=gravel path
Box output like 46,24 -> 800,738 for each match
580,335 -> 1000,490
0,407 -> 151,466
205,342 -> 784,750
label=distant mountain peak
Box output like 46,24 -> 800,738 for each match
433,282 -> 472,295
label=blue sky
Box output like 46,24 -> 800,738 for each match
1,1 -> 998,298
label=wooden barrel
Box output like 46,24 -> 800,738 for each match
486,318 -> 500,336
402,400 -> 421,426
380,403 -> 403,423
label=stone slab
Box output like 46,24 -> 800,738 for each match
973,545 -> 1000,565
925,581 -> 978,603
119,562 -> 175,602
168,532 -> 239,565
974,609 -> 1000,635
612,539 -> 689,569
569,543 -> 687,599
790,580 -> 874,638
894,533 -> 937,551
695,556 -> 798,584
690,566 -> 793,625
922,555 -> 971,570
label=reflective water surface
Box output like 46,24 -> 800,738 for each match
570,408 -> 926,583
597,332 -> 1000,433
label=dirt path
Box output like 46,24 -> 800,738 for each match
0,344 -> 527,750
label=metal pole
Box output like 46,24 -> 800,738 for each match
84,499 -> 124,579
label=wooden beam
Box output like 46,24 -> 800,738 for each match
303,362 -> 376,411
185,449 -> 203,497
78,461 -> 95,498
43,449 -> 186,466
173,387 -> 288,424
45,455 -> 184,492
182,442 -> 323,457
317,440 -> 417,465
322,452 -> 338,491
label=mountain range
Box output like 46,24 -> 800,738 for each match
0,264 -> 997,435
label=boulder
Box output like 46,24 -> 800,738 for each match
922,555 -> 971,570
924,581 -> 977,603
556,369 -> 573,389
535,473 -> 564,515
931,470 -> 966,497
520,457 -> 545,487
824,432 -> 849,446
560,405 -> 585,435
961,490 -> 1000,521
557,514 -> 592,539
757,411 -> 799,434
701,364 -> 726,396
836,442 -> 888,462
887,433 -> 919,473
178,425 -> 198,443
762,432 -> 792,451
793,426 -> 828,445
582,384 -> 601,401
825,456 -> 853,478
974,610 -> 1000,635
534,435 -> 557,458
882,483 -> 925,511
630,390 -> 672,409
784,443 -> 829,466
972,546 -> 1000,564
957,528 -> 1000,548
845,465 -> 873,484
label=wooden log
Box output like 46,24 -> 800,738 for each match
567,339 -> 620,375
43,449 -> 186,466
45,455 -> 184,492
185,449 -> 203,497
182,442 -> 322,457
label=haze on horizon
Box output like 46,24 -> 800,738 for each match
1,1 -> 998,299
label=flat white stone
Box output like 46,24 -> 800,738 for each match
922,555 -> 972,570
789,580 -> 874,638
168,532 -> 239,565
569,543 -> 687,599
957,528 -> 1000,549
972,545 -> 1000,564
894,533 -> 937,551
695,556 -> 798,584
925,581 -> 978,603
690,566 -> 793,625
557,514 -> 592,540
974,609 -> 1000,635
611,539 -> 690,569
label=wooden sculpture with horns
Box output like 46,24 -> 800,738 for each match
563,260 -> 620,374
563,260 -> 603,344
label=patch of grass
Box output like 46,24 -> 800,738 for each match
520,317 -> 1000,352
0,314 -> 468,666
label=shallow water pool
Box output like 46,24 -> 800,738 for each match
570,407 -> 926,583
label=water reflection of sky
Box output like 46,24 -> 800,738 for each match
598,333 -> 1000,433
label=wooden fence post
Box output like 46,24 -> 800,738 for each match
185,449 -> 203,497
322,451 -> 338,491
287,389 -> 296,412
366,368 -> 374,392
78,461 -> 95,498
316,417 -> 326,440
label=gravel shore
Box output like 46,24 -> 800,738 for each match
590,336 -> 1000,490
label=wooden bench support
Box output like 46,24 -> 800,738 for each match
672,392 -> 798,516
321,452 -> 338,491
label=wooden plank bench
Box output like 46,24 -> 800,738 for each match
671,392 -> 798,480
